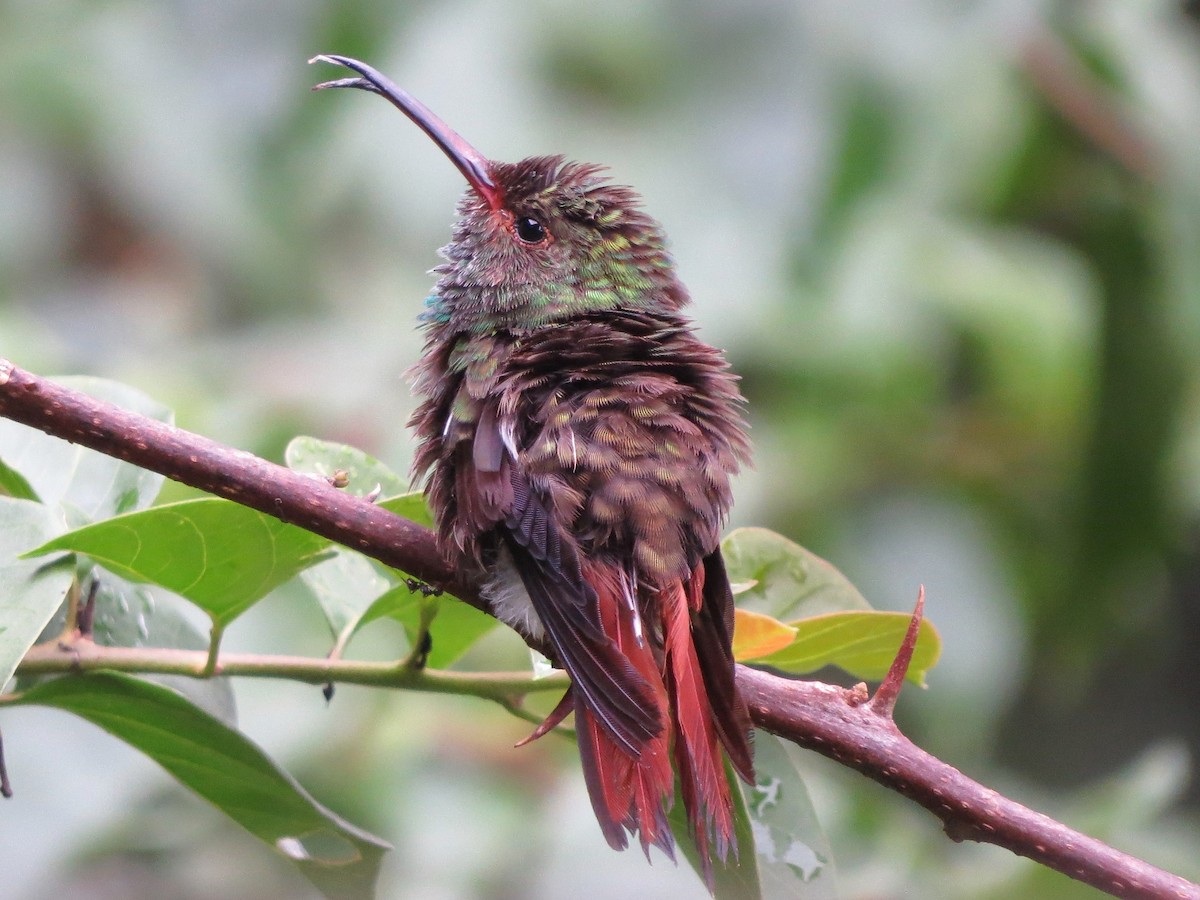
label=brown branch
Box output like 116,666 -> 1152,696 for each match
1020,28 -> 1159,182
1,358 -> 1197,900
0,359 -> 479,611
740,672 -> 1197,900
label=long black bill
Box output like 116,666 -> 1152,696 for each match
310,54 -> 501,209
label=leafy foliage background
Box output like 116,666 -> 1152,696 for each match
2,1 -> 1200,897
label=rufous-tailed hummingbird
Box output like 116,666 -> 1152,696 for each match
312,55 -> 754,886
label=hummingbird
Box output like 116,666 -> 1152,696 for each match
312,55 -> 754,885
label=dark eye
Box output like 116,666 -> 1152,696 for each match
514,216 -> 547,244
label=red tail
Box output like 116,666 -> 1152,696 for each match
567,558 -> 753,888
575,562 -> 675,858
661,574 -> 736,882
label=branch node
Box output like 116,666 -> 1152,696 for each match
54,636 -> 88,671
844,682 -> 870,707
202,624 -> 225,677
942,823 -> 968,844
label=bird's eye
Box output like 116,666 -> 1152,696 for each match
514,216 -> 547,244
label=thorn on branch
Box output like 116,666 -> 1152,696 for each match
364,483 -> 382,504
0,726 -> 13,798
870,585 -> 925,719
400,578 -> 441,669
322,682 -> 335,703
78,578 -> 100,638
404,631 -> 432,671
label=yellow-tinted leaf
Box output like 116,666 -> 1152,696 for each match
732,608 -> 798,661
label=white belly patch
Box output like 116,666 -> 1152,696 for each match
482,545 -> 545,641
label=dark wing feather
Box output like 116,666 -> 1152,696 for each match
692,550 -> 754,782
443,395 -> 659,756
503,473 -> 661,757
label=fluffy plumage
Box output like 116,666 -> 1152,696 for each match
310,59 -> 753,877
409,157 -> 754,886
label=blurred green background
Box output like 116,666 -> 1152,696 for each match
3,1 -> 1200,897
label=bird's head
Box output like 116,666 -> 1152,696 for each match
312,55 -> 687,333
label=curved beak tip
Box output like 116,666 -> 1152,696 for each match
308,53 -> 353,69
311,76 -> 377,94
309,55 -> 372,93
307,53 -> 501,208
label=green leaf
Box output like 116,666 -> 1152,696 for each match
0,456 -> 38,501
0,498 -> 74,688
91,576 -> 237,724
376,492 -> 435,529
22,570 -> 237,724
668,756 -> 763,899
291,484 -> 444,658
722,527 -> 870,620
747,734 -> 837,898
356,585 -> 497,669
23,498 -> 333,626
667,739 -> 838,898
294,487 -> 436,645
15,672 -> 390,899
756,610 -> 941,686
302,547 -> 395,640
285,436 -> 409,500
418,597 -> 497,668
0,377 -> 170,521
